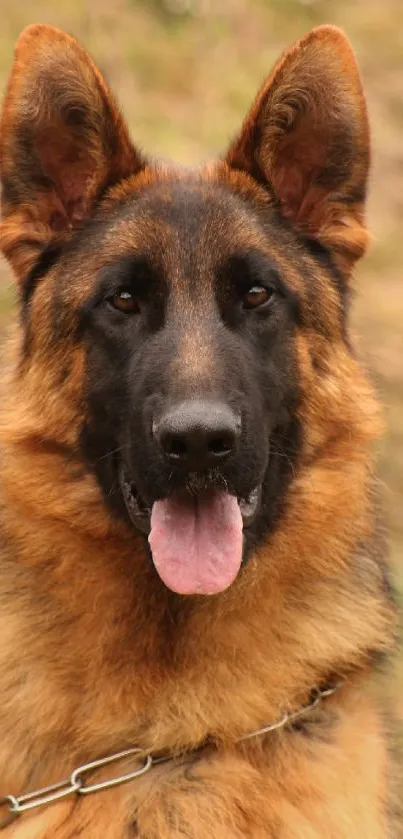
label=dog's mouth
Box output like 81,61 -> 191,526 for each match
120,468 -> 261,596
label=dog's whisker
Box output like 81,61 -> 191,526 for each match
95,445 -> 129,464
107,480 -> 117,499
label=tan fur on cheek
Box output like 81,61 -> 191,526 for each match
295,332 -> 384,459
0,346 -> 86,447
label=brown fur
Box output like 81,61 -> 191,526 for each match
0,23 -> 399,838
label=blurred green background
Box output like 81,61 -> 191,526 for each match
0,0 -> 401,701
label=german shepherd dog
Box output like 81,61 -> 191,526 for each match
0,22 -> 399,838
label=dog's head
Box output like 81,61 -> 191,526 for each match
0,24 -> 373,595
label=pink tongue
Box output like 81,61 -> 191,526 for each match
149,492 -> 243,595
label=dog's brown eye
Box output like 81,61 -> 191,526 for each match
242,286 -> 274,310
109,290 -> 140,314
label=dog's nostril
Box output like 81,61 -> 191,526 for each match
208,436 -> 233,456
165,436 -> 187,458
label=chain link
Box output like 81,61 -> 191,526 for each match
0,682 -> 341,829
0,749 -> 156,829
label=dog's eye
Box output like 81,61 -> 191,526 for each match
242,285 -> 274,310
108,290 -> 140,314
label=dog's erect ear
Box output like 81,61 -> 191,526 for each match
0,25 -> 143,283
226,26 -> 370,269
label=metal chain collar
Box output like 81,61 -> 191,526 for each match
0,682 -> 341,829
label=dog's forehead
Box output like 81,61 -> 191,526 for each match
106,179 -> 269,259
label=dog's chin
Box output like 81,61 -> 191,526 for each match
119,467 -> 262,536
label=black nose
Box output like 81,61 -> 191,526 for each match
155,400 -> 241,470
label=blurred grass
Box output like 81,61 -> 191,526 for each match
0,0 -> 401,695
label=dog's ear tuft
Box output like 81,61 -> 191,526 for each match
226,26 -> 370,271
0,25 -> 144,284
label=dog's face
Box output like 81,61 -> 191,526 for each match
79,180 -> 302,589
0,24 -> 370,595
